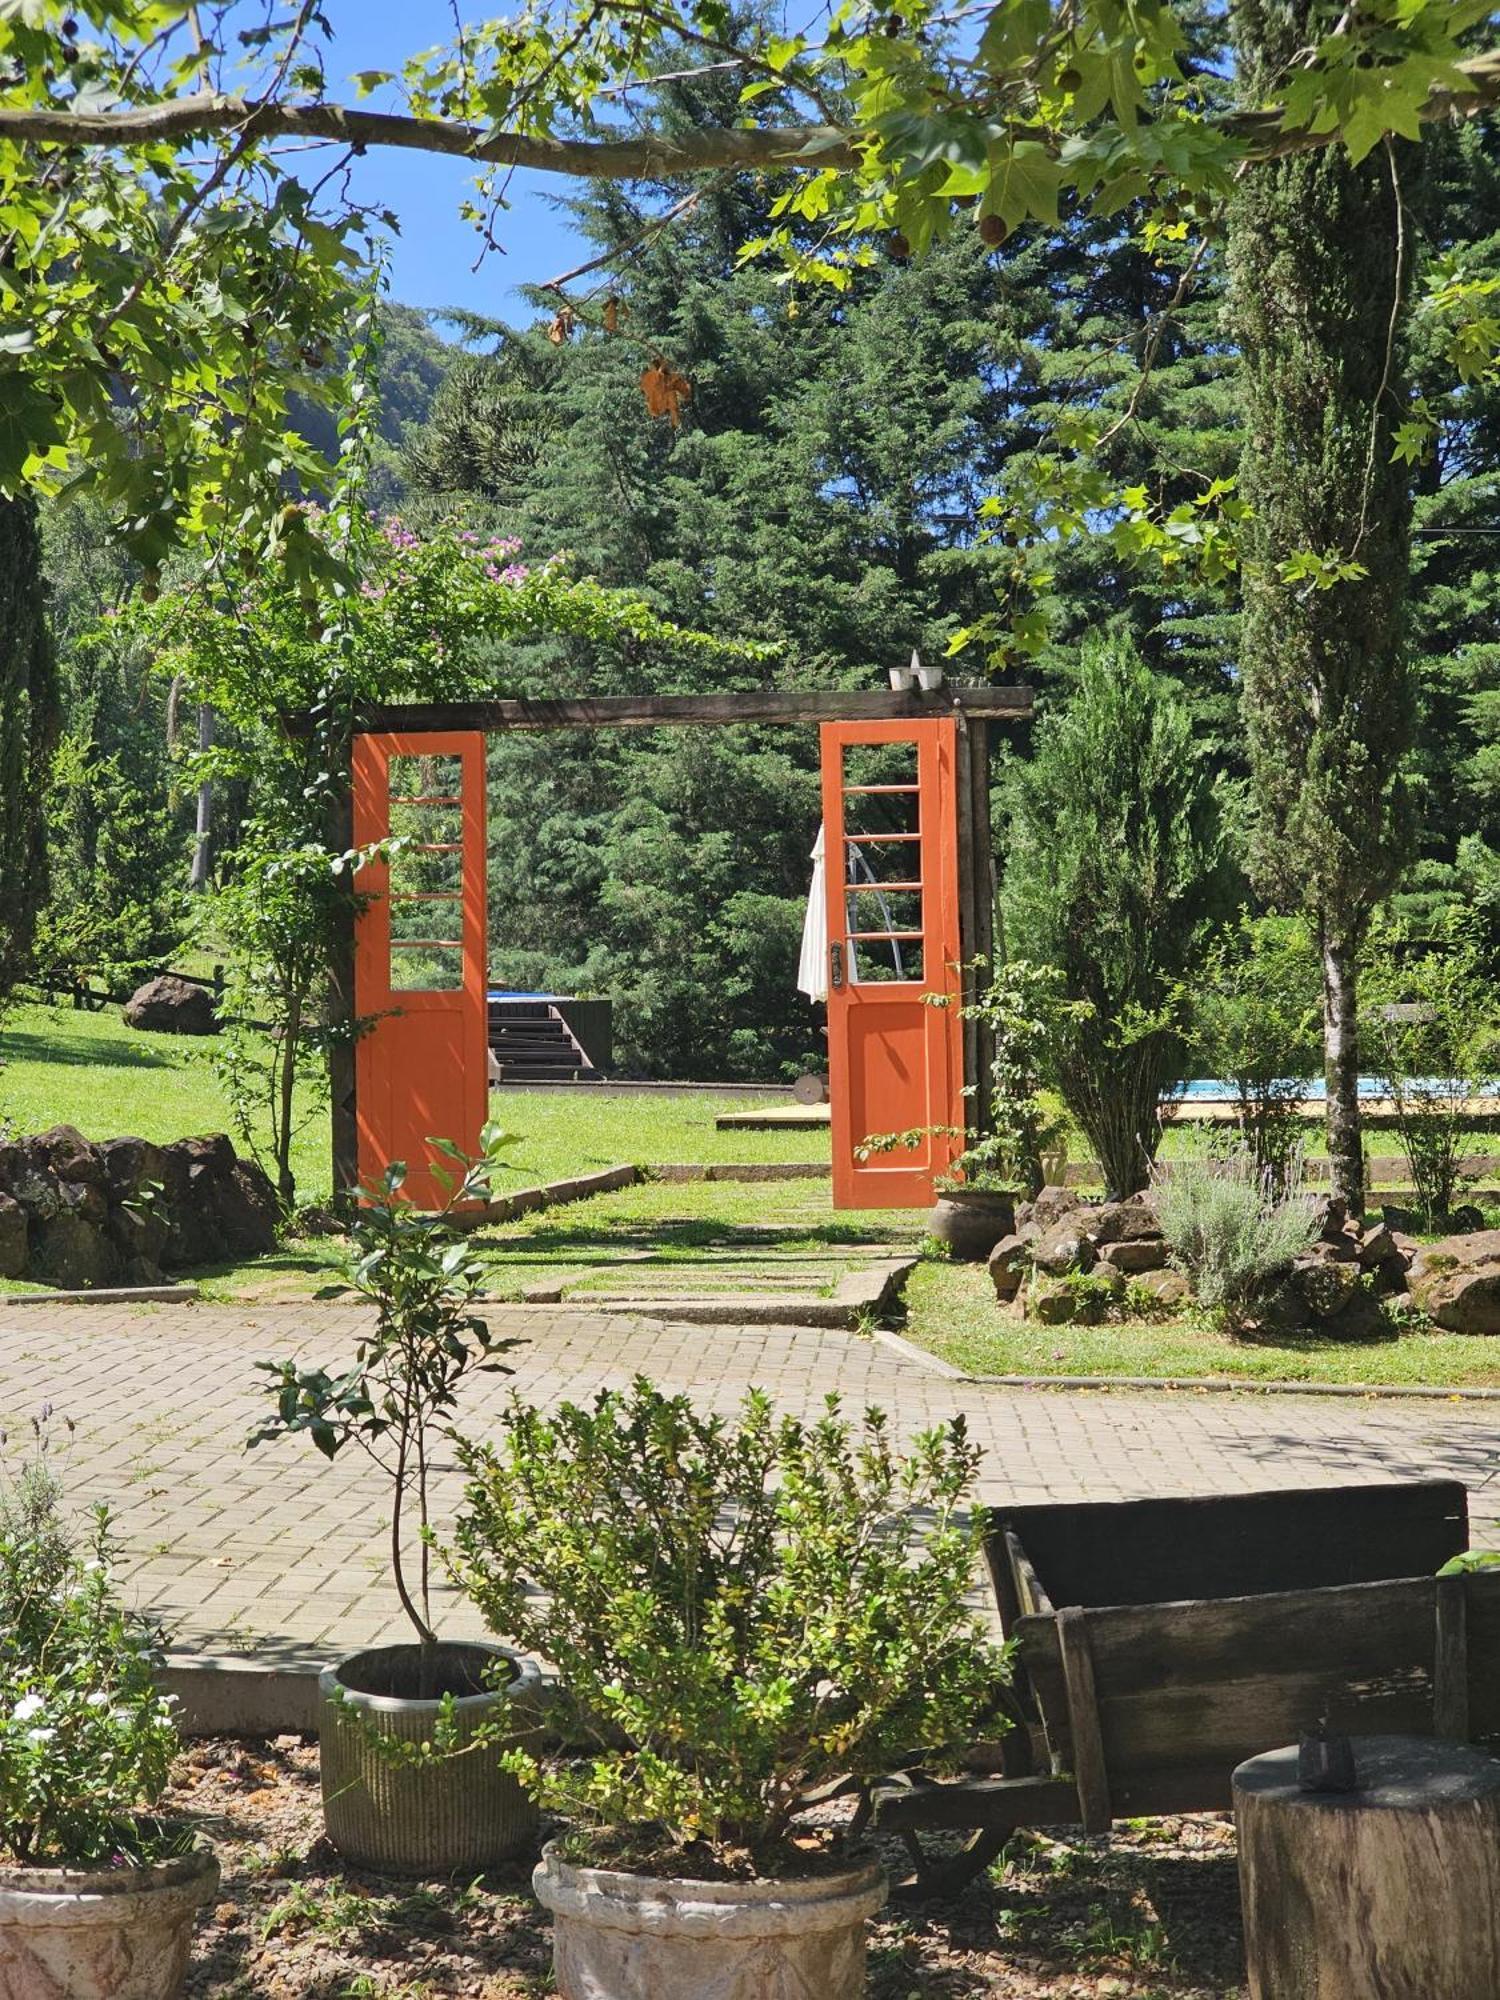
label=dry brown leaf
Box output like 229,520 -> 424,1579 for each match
640,356 -> 692,427
545,306 -> 576,345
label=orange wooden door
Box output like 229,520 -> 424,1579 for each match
822,717 -> 964,1209
353,732 -> 488,1209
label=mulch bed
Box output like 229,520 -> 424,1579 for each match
172,1738 -> 1246,1998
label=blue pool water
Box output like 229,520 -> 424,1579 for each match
1177,1077 -> 1492,1102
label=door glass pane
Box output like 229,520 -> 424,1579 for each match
391,944 -> 465,992
843,836 -> 921,886
842,741 -> 920,838
846,889 -> 922,940
390,896 -> 463,945
387,751 -> 466,992
849,936 -> 924,984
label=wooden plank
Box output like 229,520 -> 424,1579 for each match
1057,1607 -> 1112,1834
302,686 -> 1034,737
327,744 -> 359,1197
1453,1569 -> 1500,1744
998,1481 -> 1468,1613
1024,1574 -> 1441,1697
969,718 -> 996,1130
870,1773 -> 1079,1834
1434,1572 -> 1470,1741
954,708 -> 980,1127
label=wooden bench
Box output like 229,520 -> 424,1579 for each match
870,1479 -> 1494,1896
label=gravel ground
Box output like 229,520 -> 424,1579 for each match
170,1739 -> 1247,1998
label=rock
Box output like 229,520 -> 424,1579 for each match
1098,1236 -> 1168,1274
123,974 -> 218,1036
1031,1218 -> 1096,1275
1299,1236 -> 1359,1267
29,1212 -> 118,1290
0,1122 -> 275,1287
1409,1230 -> 1500,1334
1130,1266 -> 1190,1308
98,1135 -> 168,1199
1356,1224 -> 1409,1294
1310,1196 -> 1350,1244
1382,1204 -> 1416,1234
0,1193 -> 25,1279
1088,1197 -> 1162,1246
988,1233 -> 1029,1302
1026,1185 -> 1086,1231
1447,1204 -> 1486,1236
1290,1254 -> 1363,1320
1028,1276 -> 1077,1325
32,1125 -> 103,1184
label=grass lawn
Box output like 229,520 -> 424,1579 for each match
202,1176 -> 922,1302
0,1000 -> 830,1210
904,1260 -> 1500,1389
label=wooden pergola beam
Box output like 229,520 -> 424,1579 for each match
306,684 -> 1032,736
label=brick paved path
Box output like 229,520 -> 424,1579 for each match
4,1301 -> 1499,1668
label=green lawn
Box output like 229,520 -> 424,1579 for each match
0,1001 -> 829,1211
202,1177 -> 921,1302
903,1260 -> 1500,1389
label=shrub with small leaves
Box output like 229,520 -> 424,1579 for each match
449,1381 -> 1009,1871
1152,1149 -> 1317,1331
0,1416 -> 178,1866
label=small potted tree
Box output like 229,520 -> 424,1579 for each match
249,1124 -> 542,1874
0,1413 -> 216,1999
448,1381 -> 1007,2000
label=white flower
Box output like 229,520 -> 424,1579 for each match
10,1695 -> 44,1724
85,1691 -> 109,1708
25,1728 -> 55,1746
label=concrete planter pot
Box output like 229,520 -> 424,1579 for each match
0,1843 -> 218,2000
534,1841 -> 886,2000
928,1187 -> 1017,1261
319,1638 -> 541,1875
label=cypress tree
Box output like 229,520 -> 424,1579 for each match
1228,0 -> 1415,1213
0,495 -> 59,997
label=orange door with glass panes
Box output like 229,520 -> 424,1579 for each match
821,718 -> 964,1209
353,732 -> 487,1209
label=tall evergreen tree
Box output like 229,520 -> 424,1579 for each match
0,496 -> 60,997
1228,0 -> 1416,1213
1001,634 -> 1230,1197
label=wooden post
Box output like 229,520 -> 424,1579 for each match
327,729 -> 359,1201
1234,1735 -> 1500,1999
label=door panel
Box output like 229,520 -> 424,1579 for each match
821,718 -> 964,1209
353,732 -> 488,1209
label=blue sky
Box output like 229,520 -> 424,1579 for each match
311,2 -> 592,325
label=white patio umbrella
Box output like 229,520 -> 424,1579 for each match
797,821 -> 829,1002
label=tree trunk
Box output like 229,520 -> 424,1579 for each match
189,703 -> 215,891
0,495 -> 60,997
1321,924 -> 1364,1214
1235,1734 -> 1500,1999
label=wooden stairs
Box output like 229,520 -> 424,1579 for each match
487,998 -> 601,1083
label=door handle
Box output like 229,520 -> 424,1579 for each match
829,942 -> 845,991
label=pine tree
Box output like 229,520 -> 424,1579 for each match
1001,634 -> 1231,1197
0,495 -> 60,997
1228,0 -> 1416,1213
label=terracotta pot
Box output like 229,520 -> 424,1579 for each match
0,1844 -> 218,2000
534,1842 -> 886,2000
319,1638 -> 541,1875
927,1187 -> 1017,1261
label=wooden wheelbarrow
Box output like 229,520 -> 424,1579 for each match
869,1477 -> 1496,1897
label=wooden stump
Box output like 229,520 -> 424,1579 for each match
1234,1735 -> 1500,1999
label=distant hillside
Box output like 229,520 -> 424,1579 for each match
291,302 -> 457,511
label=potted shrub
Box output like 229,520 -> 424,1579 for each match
447,1381 -> 1008,2000
249,1124 -> 542,1874
0,1412 -> 215,1999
